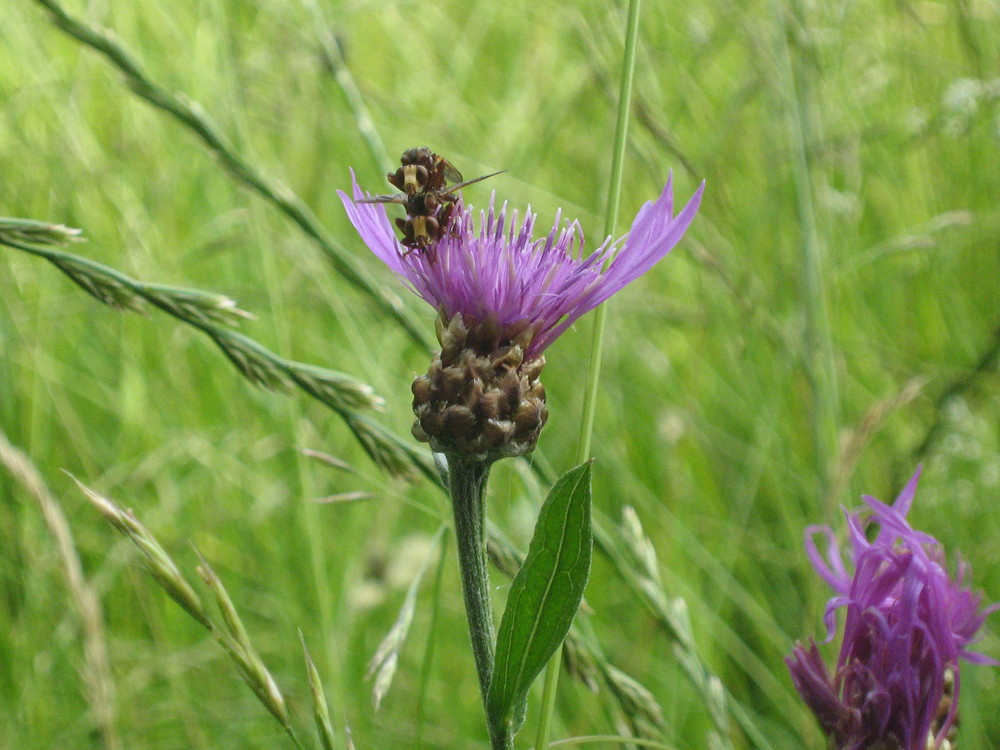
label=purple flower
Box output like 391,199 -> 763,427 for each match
787,468 -> 998,750
338,171 -> 703,360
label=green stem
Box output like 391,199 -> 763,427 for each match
534,1 -> 643,748
447,456 -> 510,750
772,1 -> 839,504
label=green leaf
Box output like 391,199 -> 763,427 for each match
487,460 -> 593,738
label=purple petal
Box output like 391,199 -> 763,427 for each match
340,171 -> 704,359
788,468 -> 998,750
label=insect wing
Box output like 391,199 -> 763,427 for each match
356,193 -> 407,205
439,158 -> 464,185
441,170 -> 507,196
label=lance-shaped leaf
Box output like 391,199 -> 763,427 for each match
487,461 -> 593,737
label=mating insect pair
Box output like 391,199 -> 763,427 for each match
359,147 -> 502,255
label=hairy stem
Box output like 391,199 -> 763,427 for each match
447,456 -> 510,750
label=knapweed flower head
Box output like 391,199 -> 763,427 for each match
339,171 -> 703,460
787,468 -> 998,750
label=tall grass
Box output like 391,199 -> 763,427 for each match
2,0 -> 999,748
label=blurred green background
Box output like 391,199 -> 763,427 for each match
2,0 -> 999,748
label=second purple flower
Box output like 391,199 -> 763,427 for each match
787,468 -> 998,750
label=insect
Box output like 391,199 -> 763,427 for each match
359,147 -> 502,253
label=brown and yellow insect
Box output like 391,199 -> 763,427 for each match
359,147 -> 502,252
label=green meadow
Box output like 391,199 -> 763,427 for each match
2,0 -> 999,748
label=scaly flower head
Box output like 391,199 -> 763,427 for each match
787,468 -> 998,750
339,171 -> 703,459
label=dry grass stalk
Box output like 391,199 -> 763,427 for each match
0,430 -> 120,750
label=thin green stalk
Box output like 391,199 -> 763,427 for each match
447,456 -> 509,749
579,0 -> 643,478
535,2 -> 642,748
771,2 -> 839,503
299,0 -> 390,169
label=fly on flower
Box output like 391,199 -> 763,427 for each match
340,167 -> 704,460
357,147 -> 503,253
